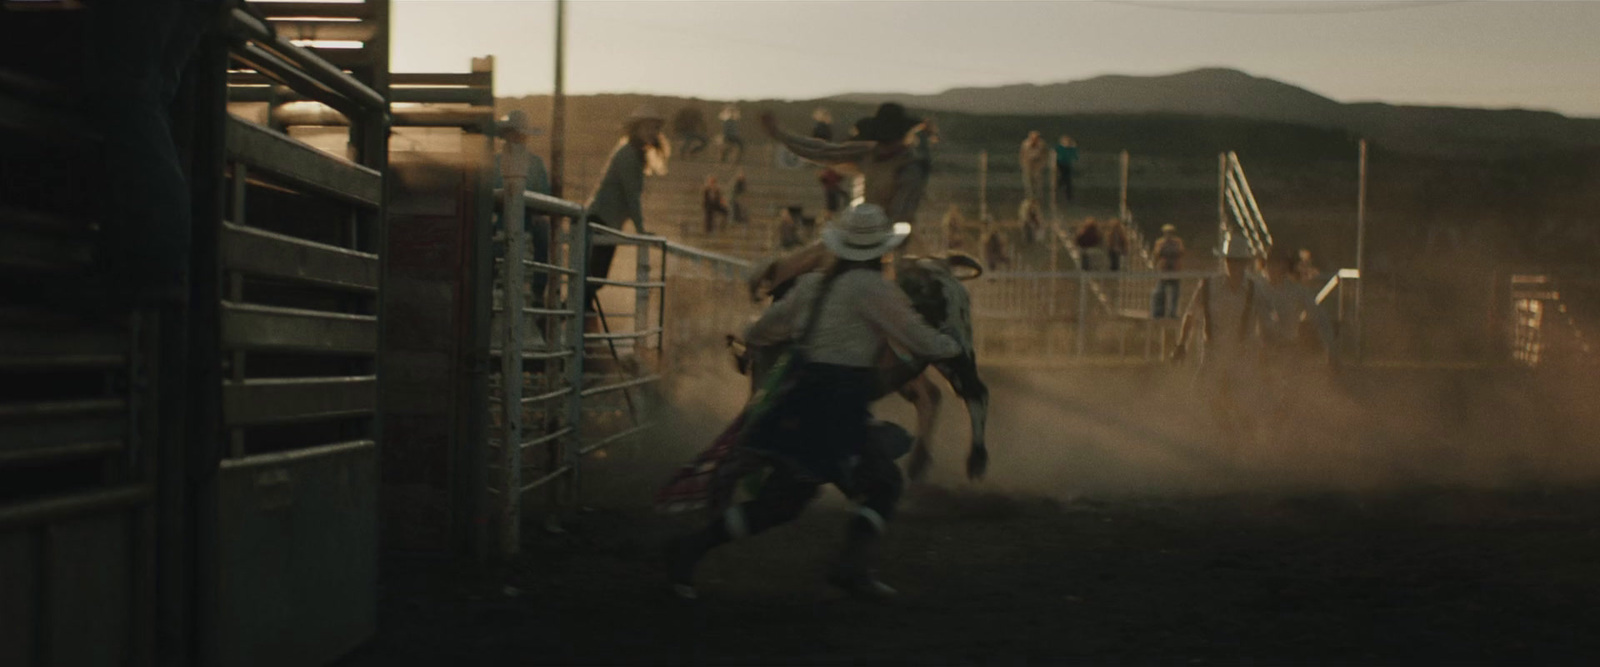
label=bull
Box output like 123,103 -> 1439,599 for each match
729,249 -> 990,481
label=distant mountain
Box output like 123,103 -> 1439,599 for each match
833,68 -> 1600,156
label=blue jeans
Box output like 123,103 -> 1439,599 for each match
1157,278 -> 1181,319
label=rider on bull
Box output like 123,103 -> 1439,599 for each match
668,204 -> 965,601
754,103 -> 932,298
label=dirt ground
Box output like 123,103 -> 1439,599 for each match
339,366 -> 1600,665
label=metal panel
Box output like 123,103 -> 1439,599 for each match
222,376 -> 376,426
221,222 -> 379,292
225,117 -> 382,207
0,530 -> 38,666
216,440 -> 376,667
49,511 -> 132,667
222,301 -> 377,354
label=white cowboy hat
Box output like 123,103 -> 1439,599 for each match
822,204 -> 911,261
1216,232 -> 1254,259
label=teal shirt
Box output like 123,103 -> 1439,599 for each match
1053,145 -> 1078,165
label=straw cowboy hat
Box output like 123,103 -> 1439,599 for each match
822,204 -> 911,261
1216,232 -> 1254,259
1161,224 -> 1178,233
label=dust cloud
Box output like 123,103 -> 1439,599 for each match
627,349 -> 1600,505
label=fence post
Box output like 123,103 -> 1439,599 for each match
1076,276 -> 1088,356
564,213 -> 590,507
978,150 -> 988,223
498,139 -> 528,558
635,240 -> 652,355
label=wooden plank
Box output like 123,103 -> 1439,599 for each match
0,330 -> 127,369
221,222 -> 378,292
223,376 -> 376,426
222,301 -> 377,354
268,20 -> 380,43
390,72 -> 492,88
225,117 -> 381,207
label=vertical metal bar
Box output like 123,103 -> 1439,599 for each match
550,0 -> 567,198
1217,152 -> 1227,249
1118,150 -> 1129,222
498,140 -> 528,558
1354,138 -> 1368,363
564,215 -> 590,505
635,241 -> 651,352
978,150 -> 988,222
657,243 -> 668,354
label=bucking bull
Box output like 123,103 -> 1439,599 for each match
730,244 -> 991,481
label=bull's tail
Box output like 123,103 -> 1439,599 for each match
944,252 -> 985,281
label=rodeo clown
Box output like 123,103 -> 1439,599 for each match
664,204 -> 965,601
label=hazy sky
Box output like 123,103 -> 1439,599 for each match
389,1 -> 1600,117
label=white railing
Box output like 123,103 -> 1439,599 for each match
1221,151 -> 1273,258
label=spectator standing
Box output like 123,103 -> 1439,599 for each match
1152,224 -> 1186,318
701,175 -> 729,234
730,170 -> 749,225
1018,199 -> 1044,246
1054,135 -> 1079,206
983,223 -> 1010,271
1075,217 -> 1104,271
493,111 -> 554,303
719,104 -> 745,164
672,106 -> 709,157
1019,130 -> 1050,204
584,105 -> 664,313
774,208 -> 805,251
819,168 -> 846,219
1106,219 -> 1130,272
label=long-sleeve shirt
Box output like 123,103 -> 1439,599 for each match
744,270 -> 962,368
585,140 -> 646,230
769,127 -> 912,212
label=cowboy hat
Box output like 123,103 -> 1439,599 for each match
497,110 -> 544,139
626,105 -> 665,123
852,102 -> 922,143
822,204 -> 911,261
1160,223 -> 1177,233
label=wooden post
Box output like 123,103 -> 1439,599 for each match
1118,150 -> 1129,222
1354,139 -> 1368,363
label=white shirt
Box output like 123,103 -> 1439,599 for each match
744,269 -> 962,368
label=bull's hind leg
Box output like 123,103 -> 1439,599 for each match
898,373 -> 942,482
934,353 -> 990,480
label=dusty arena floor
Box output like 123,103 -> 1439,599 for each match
340,367 -> 1600,665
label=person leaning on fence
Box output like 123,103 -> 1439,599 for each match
666,204 -> 965,601
494,111 -> 555,305
584,105 -> 664,314
1106,219 -> 1130,272
1151,224 -> 1186,319
1075,218 -> 1104,271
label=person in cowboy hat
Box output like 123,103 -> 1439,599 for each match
1152,223 -> 1187,319
1173,232 -> 1265,436
494,110 -> 554,302
668,204 -> 964,601
584,104 -> 665,312
751,103 -> 932,300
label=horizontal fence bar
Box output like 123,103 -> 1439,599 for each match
489,305 -> 577,318
578,423 -> 653,457
520,426 -> 573,451
494,257 -> 580,276
584,277 -> 664,288
520,387 -> 573,406
587,222 -> 667,246
487,347 -> 575,361
222,301 -> 378,354
583,328 -> 662,341
218,439 -> 374,471
0,440 -> 123,466
0,398 -> 125,421
225,118 -> 382,207
664,241 -> 751,269
578,374 -> 661,398
227,8 -> 386,112
0,484 -> 152,532
222,375 -> 376,427
221,222 -> 380,292
492,188 -> 585,219
520,466 -> 573,494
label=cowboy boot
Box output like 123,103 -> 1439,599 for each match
827,510 -> 897,601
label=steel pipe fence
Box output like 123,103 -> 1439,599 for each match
968,270 -> 1217,363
